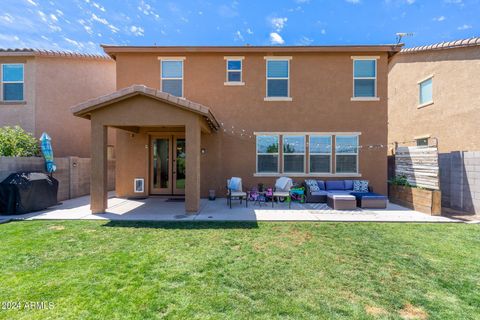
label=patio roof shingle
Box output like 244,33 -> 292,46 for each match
71,85 -> 220,130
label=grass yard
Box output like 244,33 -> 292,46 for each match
0,221 -> 479,320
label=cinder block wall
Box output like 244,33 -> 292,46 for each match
439,151 -> 480,213
0,157 -> 115,201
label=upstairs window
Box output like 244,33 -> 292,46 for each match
266,59 -> 290,98
335,135 -> 359,173
2,64 -> 24,101
309,135 -> 332,173
256,135 -> 279,173
353,59 -> 376,98
416,137 -> 429,147
419,77 -> 433,107
283,135 -> 305,173
161,59 -> 183,97
225,58 -> 243,84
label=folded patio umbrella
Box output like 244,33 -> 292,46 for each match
40,132 -> 57,174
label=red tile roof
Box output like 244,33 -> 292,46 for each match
400,37 -> 480,54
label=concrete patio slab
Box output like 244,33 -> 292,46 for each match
0,193 -> 465,223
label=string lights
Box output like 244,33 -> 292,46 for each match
219,122 -> 392,150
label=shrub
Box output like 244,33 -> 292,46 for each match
389,175 -> 412,187
0,126 -> 40,157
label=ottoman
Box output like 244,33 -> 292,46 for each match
327,194 -> 357,210
350,192 -> 388,209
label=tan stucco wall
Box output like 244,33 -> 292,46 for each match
34,56 -> 116,157
114,51 -> 390,196
0,56 -> 36,133
388,46 -> 480,153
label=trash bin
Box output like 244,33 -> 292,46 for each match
0,172 -> 59,215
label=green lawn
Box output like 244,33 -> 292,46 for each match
0,221 -> 479,320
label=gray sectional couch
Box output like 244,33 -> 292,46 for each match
303,179 -> 372,203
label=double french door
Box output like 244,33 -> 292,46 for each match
150,135 -> 185,195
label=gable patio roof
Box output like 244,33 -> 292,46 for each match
71,85 -> 220,130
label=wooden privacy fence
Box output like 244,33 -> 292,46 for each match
395,146 -> 440,190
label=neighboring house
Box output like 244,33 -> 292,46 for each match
72,44 -> 402,213
388,37 -> 480,213
0,49 -> 116,157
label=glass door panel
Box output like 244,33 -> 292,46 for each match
151,137 -> 171,194
174,137 -> 186,195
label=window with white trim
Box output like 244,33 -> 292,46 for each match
283,135 -> 305,173
256,135 -> 279,173
161,60 -> 183,97
335,135 -> 358,173
226,59 -> 242,83
419,77 -> 433,106
309,135 -> 332,173
266,59 -> 289,98
2,64 -> 24,101
353,59 -> 376,98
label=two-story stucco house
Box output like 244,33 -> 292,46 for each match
0,49 -> 115,157
71,44 -> 402,213
388,38 -> 480,214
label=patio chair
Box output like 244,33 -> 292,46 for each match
272,177 -> 292,208
226,177 -> 248,208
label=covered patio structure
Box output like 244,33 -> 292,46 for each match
71,85 -> 219,214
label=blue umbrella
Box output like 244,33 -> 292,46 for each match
40,132 -> 56,174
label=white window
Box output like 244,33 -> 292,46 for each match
283,135 -> 305,173
309,135 -> 332,173
416,138 -> 428,147
225,58 -> 243,84
419,77 -> 433,107
353,58 -> 377,98
256,135 -> 279,173
1,64 -> 24,101
335,135 -> 358,173
161,59 -> 183,97
266,58 -> 290,99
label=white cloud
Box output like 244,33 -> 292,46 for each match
457,24 -> 472,30
269,32 -> 285,45
297,36 -> 313,45
433,16 -> 446,22
246,28 -> 253,34
345,0 -> 360,3
445,0 -> 462,3
270,17 -> 288,32
295,0 -> 310,3
130,25 -> 144,36
50,14 -> 58,22
234,30 -> 244,41
92,2 -> 106,12
406,0 -> 415,4
26,0 -> 38,6
90,13 -> 119,33
138,0 -> 160,19
321,28 -> 326,35
0,14 -> 14,24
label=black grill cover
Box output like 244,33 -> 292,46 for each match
0,172 -> 58,215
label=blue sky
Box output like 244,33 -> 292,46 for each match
0,0 -> 478,54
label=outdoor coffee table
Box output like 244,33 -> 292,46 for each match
350,192 -> 388,209
327,194 -> 357,210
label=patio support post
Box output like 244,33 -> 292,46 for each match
185,119 -> 201,213
90,121 -> 108,214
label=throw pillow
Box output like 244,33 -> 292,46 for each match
353,180 -> 369,192
305,179 -> 320,192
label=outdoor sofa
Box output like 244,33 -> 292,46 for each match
303,179 -> 387,209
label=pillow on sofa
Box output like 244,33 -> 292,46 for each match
305,179 -> 320,192
326,180 -> 345,190
344,180 -> 354,190
317,180 -> 325,190
353,180 -> 369,192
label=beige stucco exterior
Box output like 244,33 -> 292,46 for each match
0,53 -> 115,157
73,45 -> 399,213
388,46 -> 480,153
